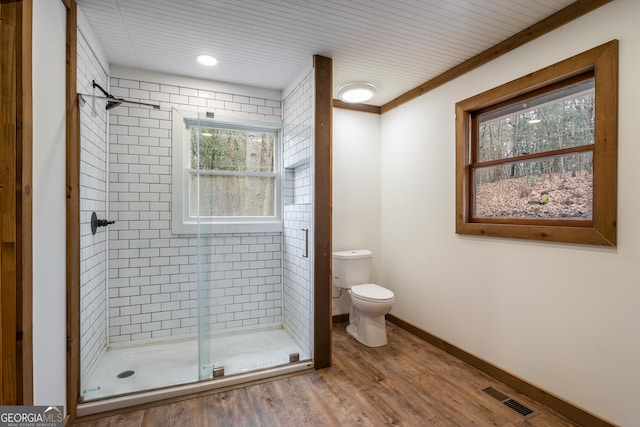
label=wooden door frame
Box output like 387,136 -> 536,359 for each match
63,0 -> 80,423
0,0 -> 33,406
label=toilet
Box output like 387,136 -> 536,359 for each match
332,250 -> 395,347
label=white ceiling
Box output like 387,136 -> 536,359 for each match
76,0 -> 576,106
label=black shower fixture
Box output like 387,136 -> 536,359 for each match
106,99 -> 124,110
92,80 -> 124,110
91,80 -> 160,110
91,211 -> 115,235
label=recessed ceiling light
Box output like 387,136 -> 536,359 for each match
196,54 -> 218,66
337,82 -> 376,103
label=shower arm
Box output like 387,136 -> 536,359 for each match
87,80 -> 160,110
92,80 -> 111,98
79,93 -> 161,110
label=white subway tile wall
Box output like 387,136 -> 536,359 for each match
282,70 -> 314,352
78,28 -> 108,380
107,75 -> 283,343
283,72 -> 313,169
197,233 -> 283,333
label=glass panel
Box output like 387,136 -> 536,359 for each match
190,127 -> 275,172
477,78 -> 594,162
194,115 -> 211,382
196,221 -> 212,382
473,152 -> 593,220
194,105 -> 312,382
80,99 -> 203,402
189,174 -> 276,217
78,95 -> 109,401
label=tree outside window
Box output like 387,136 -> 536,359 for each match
171,109 -> 282,234
189,126 -> 276,218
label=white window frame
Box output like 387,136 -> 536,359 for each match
171,109 -> 283,234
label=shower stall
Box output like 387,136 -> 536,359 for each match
77,66 -> 318,410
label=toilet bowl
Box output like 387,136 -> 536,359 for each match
333,250 -> 395,347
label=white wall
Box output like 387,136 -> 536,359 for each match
380,1 -> 640,425
32,0 -> 67,408
332,109 -> 381,315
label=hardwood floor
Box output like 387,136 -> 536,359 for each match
75,322 -> 579,426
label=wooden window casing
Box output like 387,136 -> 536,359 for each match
456,40 -> 618,246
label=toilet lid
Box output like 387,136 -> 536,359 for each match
351,284 -> 394,302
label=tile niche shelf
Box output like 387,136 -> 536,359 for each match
284,159 -> 312,206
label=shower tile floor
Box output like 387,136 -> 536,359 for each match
82,328 -> 306,401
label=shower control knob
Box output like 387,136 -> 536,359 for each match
91,211 -> 115,235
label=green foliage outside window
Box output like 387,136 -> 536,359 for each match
189,126 -> 277,217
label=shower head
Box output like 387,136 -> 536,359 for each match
93,80 -> 123,110
106,98 -> 124,110
90,80 -> 160,110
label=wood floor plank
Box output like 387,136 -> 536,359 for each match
148,397 -> 198,427
334,327 -> 497,426
75,322 -> 580,426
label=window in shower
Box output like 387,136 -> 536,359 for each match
172,110 -> 282,234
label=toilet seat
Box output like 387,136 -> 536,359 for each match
351,284 -> 394,303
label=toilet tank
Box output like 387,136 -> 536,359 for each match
332,250 -> 372,289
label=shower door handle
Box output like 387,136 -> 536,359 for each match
302,228 -> 309,258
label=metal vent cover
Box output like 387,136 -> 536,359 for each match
482,386 -> 535,417
504,398 -> 534,416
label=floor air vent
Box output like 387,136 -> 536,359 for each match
482,387 -> 535,417
503,398 -> 534,416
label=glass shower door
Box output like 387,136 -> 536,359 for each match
188,110 -> 308,381
78,93 -> 109,401
80,98 -> 206,403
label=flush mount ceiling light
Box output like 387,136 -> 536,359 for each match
337,82 -> 376,103
196,54 -> 218,66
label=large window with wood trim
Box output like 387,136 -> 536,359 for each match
456,40 -> 618,246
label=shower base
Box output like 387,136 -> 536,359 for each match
82,328 -> 307,402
